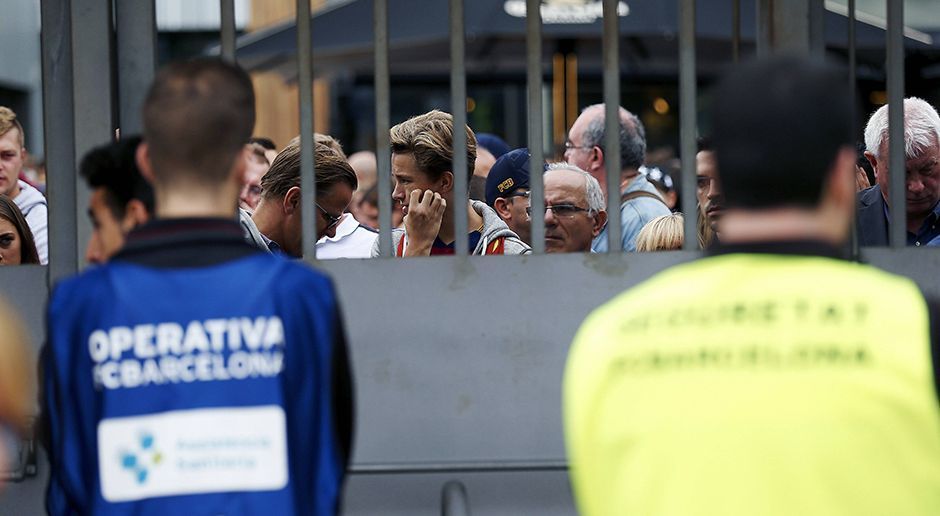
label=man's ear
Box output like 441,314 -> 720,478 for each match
283,186 -> 301,215
590,146 -> 605,174
121,199 -> 150,232
863,150 -> 879,180
439,171 -> 455,194
493,198 -> 512,219
136,143 -> 155,184
592,210 -> 608,237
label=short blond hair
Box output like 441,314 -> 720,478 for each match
0,297 -> 33,433
390,109 -> 476,182
635,213 -> 684,252
0,106 -> 25,147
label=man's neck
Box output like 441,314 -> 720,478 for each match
251,201 -> 282,244
719,209 -> 844,246
155,192 -> 238,219
619,168 -> 640,191
436,201 -> 484,244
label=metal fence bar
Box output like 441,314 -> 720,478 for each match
41,0 -> 78,283
71,0 -> 113,267
849,0 -> 859,259
220,0 -> 236,62
602,0 -> 622,253
756,0 -> 772,57
886,0 -> 905,248
732,0 -> 740,62
526,0 -> 545,254
116,0 -> 157,135
809,0 -> 825,58
297,0 -> 318,259
450,0 -> 469,256
679,0 -> 698,251
374,0 -> 393,257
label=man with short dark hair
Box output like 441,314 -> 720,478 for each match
78,136 -> 154,264
695,137 -> 723,247
372,110 -> 529,256
484,148 -> 536,245
43,59 -> 353,515
565,57 -> 940,516
0,106 -> 47,263
565,104 -> 670,252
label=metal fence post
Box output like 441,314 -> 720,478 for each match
526,0 -> 545,254
679,0 -> 698,250
450,0 -> 469,256
886,0 -> 905,248
297,0 -> 318,259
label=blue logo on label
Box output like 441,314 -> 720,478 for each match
119,431 -> 163,484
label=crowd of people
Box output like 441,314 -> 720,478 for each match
0,52 -> 939,515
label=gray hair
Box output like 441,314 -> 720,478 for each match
864,97 -> 940,159
580,104 -> 646,171
545,162 -> 606,215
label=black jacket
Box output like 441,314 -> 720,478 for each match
857,185 -> 889,247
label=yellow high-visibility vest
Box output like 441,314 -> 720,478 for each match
564,251 -> 940,516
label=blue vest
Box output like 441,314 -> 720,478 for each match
44,253 -> 345,515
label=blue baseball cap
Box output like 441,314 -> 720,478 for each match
485,148 -> 540,207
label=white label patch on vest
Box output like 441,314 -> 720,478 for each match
98,405 -> 288,502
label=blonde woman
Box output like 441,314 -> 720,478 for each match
635,213 -> 684,251
0,296 -> 32,487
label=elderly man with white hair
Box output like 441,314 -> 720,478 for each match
859,97 -> 940,246
532,163 -> 607,253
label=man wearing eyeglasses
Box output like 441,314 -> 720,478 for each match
247,140 -> 360,257
535,163 -> 607,253
564,104 -> 670,252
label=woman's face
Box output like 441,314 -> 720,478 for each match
0,217 -> 22,266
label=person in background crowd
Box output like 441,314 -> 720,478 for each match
288,132 -> 347,159
644,164 -> 679,211
485,148 -> 539,245
564,104 -> 670,252
79,136 -> 154,264
348,151 -> 377,193
476,133 -> 511,159
538,163 -> 606,253
355,182 -> 404,230
469,147 -> 497,201
247,140 -> 362,257
565,57 -> 940,516
43,58 -> 353,515
0,295 -> 32,490
0,195 -> 40,265
858,97 -> 940,246
0,106 -> 47,264
249,136 -> 278,165
635,213 -> 684,251
239,142 -> 269,211
373,110 -> 529,256
696,137 -> 723,248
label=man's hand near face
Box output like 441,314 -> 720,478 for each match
403,189 -> 446,256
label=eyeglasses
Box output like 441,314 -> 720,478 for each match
315,202 -> 342,230
507,190 -> 530,200
526,204 -> 590,218
564,140 -> 597,152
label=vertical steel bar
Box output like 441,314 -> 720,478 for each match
526,0 -> 545,254
886,0 -> 905,248
679,0 -> 698,250
808,0 -> 825,58
849,0 -> 859,258
602,0 -> 622,253
71,0 -> 113,267
116,0 -> 157,135
297,0 -> 318,259
756,0 -> 772,57
220,0 -> 236,63
41,0 -> 78,282
732,0 -> 740,62
374,0 -> 393,257
450,0 -> 469,256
